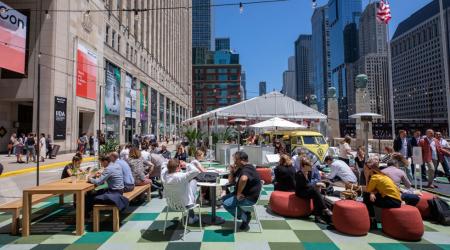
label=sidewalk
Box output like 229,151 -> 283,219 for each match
0,153 -> 96,178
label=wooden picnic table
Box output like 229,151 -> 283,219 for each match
22,178 -> 95,236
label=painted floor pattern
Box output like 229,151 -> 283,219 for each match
1,185 -> 450,250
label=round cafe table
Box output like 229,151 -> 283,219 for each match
197,178 -> 229,225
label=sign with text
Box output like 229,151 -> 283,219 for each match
412,146 -> 423,165
105,61 -> 120,116
76,42 -> 97,99
54,96 -> 67,140
0,1 -> 27,74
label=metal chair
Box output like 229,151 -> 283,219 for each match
234,180 -> 265,233
163,190 -> 202,240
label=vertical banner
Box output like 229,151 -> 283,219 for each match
0,1 -> 27,74
125,74 -> 137,118
140,82 -> 148,121
54,96 -> 67,140
105,62 -> 121,116
76,42 -> 97,99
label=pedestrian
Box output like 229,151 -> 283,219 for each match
25,133 -> 36,163
435,132 -> 450,181
46,134 -> 53,159
89,133 -> 95,156
338,136 -> 352,165
8,133 -> 17,157
172,134 -> 176,144
15,137 -> 25,163
419,129 -> 437,188
393,130 -> 412,160
39,133 -> 47,162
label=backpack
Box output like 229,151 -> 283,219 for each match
428,197 -> 450,225
195,172 -> 219,183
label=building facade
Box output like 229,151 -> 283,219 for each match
259,81 -> 267,96
215,37 -> 230,51
294,34 -> 313,103
0,0 -> 192,152
192,0 -> 213,65
327,0 -> 361,119
282,56 -> 296,100
351,2 -> 390,121
391,0 -> 450,122
241,70 -> 247,100
311,6 -> 330,113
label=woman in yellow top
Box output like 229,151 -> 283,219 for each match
364,157 -> 402,228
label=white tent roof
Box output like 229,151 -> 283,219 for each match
184,91 -> 327,123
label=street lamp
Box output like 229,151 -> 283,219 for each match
349,112 -> 382,160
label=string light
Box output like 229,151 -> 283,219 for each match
134,9 -> 139,20
312,0 -> 317,9
84,10 -> 90,18
45,10 -> 50,19
239,2 -> 244,14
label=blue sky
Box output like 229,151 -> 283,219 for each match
214,0 -> 432,98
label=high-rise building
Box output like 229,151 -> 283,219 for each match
215,37 -> 231,51
241,71 -> 247,100
328,0 -> 362,119
294,35 -> 313,103
391,0 -> 450,122
192,0 -> 214,64
0,0 -> 192,152
352,2 -> 390,121
193,50 -> 242,116
259,81 -> 267,96
311,6 -> 330,113
282,56 -> 296,100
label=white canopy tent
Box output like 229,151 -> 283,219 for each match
183,92 -> 327,124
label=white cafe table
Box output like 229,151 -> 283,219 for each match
197,179 -> 229,225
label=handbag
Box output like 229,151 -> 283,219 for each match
342,184 -> 363,200
195,172 -> 219,183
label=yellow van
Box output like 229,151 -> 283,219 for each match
263,130 -> 329,162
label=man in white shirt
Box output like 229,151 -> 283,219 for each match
161,159 -> 203,224
120,144 -> 131,160
324,156 -> 357,185
436,132 -> 450,179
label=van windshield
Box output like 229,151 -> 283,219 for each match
303,136 -> 326,144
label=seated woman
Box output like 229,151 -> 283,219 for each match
61,155 -> 82,179
382,160 -> 420,206
174,144 -> 188,162
364,157 -> 402,229
295,158 -> 332,224
128,147 -> 152,186
274,154 -> 296,191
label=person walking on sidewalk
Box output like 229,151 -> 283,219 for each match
46,134 -> 53,159
39,133 -> 47,162
15,137 -> 25,163
25,133 -> 36,163
419,129 -> 437,188
8,133 -> 17,157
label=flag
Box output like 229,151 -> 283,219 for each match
377,0 -> 391,24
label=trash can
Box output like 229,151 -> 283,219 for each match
51,144 -> 60,158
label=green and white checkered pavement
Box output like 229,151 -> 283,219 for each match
1,184 -> 450,250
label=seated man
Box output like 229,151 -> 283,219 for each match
86,155 -> 128,212
382,160 -> 420,206
147,153 -> 168,197
222,151 -> 262,231
324,156 -> 357,186
161,159 -> 203,224
110,152 -> 135,192
159,144 -> 171,159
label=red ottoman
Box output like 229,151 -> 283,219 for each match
416,192 -> 435,219
332,200 -> 370,236
256,168 -> 272,184
269,191 -> 313,217
381,205 -> 424,241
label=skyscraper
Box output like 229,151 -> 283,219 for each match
295,34 -> 313,103
192,0 -> 214,64
259,81 -> 267,96
391,0 -> 450,122
311,6 -> 330,113
352,2 -> 390,121
328,0 -> 362,119
215,37 -> 231,51
241,71 -> 247,100
282,56 -> 296,100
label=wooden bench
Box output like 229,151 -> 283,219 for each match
93,184 -> 151,232
0,194 -> 60,235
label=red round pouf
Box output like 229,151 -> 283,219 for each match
332,200 -> 370,236
381,205 -> 424,241
416,192 -> 435,219
256,168 -> 272,185
269,191 -> 313,217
